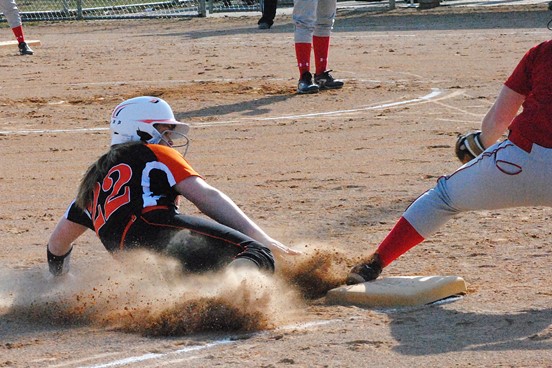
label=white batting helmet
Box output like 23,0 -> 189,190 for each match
110,96 -> 190,146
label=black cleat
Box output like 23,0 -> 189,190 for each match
258,22 -> 271,29
314,70 -> 344,90
346,253 -> 383,285
18,42 -> 34,55
297,71 -> 319,94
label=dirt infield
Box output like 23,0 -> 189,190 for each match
1,4 -> 551,367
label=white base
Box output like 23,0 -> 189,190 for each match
326,275 -> 467,308
0,39 -> 41,48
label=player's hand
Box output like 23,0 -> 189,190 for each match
265,238 -> 302,256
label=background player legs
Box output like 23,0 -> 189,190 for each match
0,0 -> 33,55
293,0 -> 319,94
311,0 -> 343,89
258,0 -> 278,29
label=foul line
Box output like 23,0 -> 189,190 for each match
195,88 -> 444,128
82,340 -> 233,368
0,127 -> 110,135
80,319 -> 342,368
0,88 -> 451,136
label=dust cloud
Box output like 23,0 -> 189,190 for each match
1,245 -> 360,336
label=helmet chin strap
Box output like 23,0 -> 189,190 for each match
146,133 -> 164,145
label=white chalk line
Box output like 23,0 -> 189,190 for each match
430,99 -> 483,117
77,319 -> 342,368
80,340 -> 233,368
191,88 -> 456,128
435,118 -> 479,124
0,88 -> 456,136
0,127 -> 109,135
61,75 -> 402,88
43,353 -> 122,368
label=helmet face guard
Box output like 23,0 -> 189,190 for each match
110,96 -> 190,152
159,129 -> 190,156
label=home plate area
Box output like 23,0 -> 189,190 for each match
326,276 -> 467,308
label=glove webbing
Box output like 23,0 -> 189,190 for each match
463,132 -> 485,157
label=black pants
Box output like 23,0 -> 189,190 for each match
258,0 -> 278,26
115,209 -> 275,273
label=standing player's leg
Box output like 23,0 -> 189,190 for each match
258,0 -> 278,29
293,0 -> 319,94
312,0 -> 343,89
0,0 -> 33,55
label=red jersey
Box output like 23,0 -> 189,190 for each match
505,40 -> 552,149
65,142 -> 200,251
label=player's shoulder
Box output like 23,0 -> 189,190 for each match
146,143 -> 181,155
146,143 -> 186,162
530,39 -> 552,54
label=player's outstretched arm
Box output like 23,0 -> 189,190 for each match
47,217 -> 88,276
480,85 -> 525,148
175,176 -> 301,256
456,85 -> 526,164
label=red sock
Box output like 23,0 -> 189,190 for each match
12,26 -> 25,43
313,36 -> 330,75
295,43 -> 311,76
376,217 -> 425,267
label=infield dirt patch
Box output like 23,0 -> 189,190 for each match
1,4 -> 551,367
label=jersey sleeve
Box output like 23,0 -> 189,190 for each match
147,144 -> 201,184
64,200 -> 94,230
504,44 -> 538,96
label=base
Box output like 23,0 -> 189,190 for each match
0,40 -> 41,48
326,275 -> 467,308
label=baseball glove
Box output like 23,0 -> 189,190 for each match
455,130 -> 485,164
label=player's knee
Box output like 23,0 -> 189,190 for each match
237,243 -> 275,273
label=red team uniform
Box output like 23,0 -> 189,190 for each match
506,40 -> 552,151
347,40 -> 552,284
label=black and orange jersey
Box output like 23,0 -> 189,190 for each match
65,142 -> 200,251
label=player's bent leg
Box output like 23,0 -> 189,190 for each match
404,140 -> 552,238
134,210 -> 275,273
231,241 -> 275,273
347,140 -> 552,285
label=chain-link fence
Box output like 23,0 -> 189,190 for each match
1,0 -> 291,20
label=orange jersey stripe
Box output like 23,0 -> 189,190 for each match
146,144 -> 201,183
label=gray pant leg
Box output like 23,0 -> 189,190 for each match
293,0 -> 317,43
314,0 -> 336,37
404,140 -> 552,238
0,0 -> 22,28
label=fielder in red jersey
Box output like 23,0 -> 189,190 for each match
505,40 -> 552,150
347,39 -> 552,284
47,96 -> 299,277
